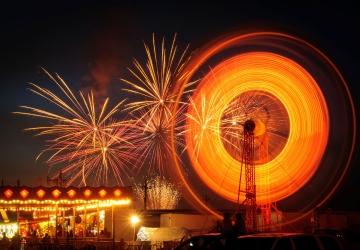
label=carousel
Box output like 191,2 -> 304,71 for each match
0,185 -> 132,240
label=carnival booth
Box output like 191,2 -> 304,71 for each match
0,185 -> 132,240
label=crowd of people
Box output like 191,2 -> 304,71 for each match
0,232 -> 22,249
0,231 -> 75,249
0,231 -> 128,250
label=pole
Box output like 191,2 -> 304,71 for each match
97,204 -> 100,239
16,206 -> 20,235
55,204 -> 58,240
63,209 -> 66,237
47,212 -> 50,236
84,206 -> 87,238
133,224 -> 136,250
143,178 -> 148,210
112,205 -> 115,250
73,208 -> 76,244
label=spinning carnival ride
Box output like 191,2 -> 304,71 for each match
169,32 -> 356,230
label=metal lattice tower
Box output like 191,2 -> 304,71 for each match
239,119 -> 257,232
259,133 -> 271,229
258,133 -> 282,231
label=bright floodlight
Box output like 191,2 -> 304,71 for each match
130,215 -> 140,225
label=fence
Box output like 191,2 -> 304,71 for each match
12,238 -> 180,250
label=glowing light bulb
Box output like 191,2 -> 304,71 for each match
130,215 -> 140,225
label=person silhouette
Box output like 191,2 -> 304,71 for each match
233,213 -> 246,235
42,233 -> 51,244
0,232 -> 10,248
221,212 -> 234,237
119,238 -> 127,250
10,233 -> 21,250
1,232 -> 8,241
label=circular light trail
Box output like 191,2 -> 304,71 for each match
185,52 -> 329,205
170,32 -> 356,221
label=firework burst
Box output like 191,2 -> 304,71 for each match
121,33 -> 193,118
15,69 -> 135,186
130,105 -> 187,174
184,90 -> 229,159
135,175 -> 181,210
121,34 -> 194,173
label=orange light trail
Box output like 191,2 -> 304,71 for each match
185,52 -> 329,205
166,32 -> 353,222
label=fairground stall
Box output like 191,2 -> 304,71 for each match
0,185 -> 133,242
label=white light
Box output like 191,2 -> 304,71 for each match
130,215 -> 140,225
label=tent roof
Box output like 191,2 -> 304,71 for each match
137,226 -> 190,241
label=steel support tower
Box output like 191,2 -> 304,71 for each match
258,134 -> 271,229
240,119 -> 257,232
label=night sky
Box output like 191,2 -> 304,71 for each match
1,1 -> 359,210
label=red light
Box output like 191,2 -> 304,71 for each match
99,189 -> 107,198
114,189 -> 122,197
67,189 -> 76,198
20,189 -> 29,198
36,189 -> 46,199
84,189 -> 92,197
4,189 -> 13,198
52,189 -> 61,198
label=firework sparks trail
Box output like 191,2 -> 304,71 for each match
121,34 -> 195,173
183,90 -> 229,159
181,68 -> 254,161
45,123 -> 137,186
15,69 -> 136,186
130,104 -> 188,174
184,72 -> 289,163
121,34 -> 194,119
134,175 -> 181,210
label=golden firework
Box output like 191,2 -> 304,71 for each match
15,69 -> 135,186
122,34 -> 193,173
135,176 -> 181,210
121,33 -> 193,119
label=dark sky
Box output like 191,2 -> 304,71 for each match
0,1 -> 359,210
